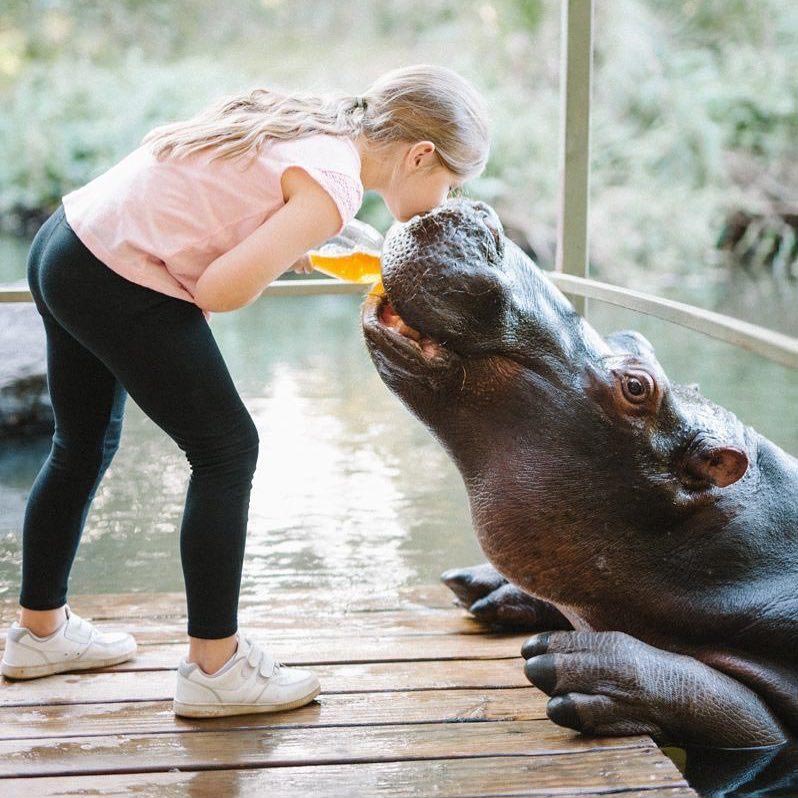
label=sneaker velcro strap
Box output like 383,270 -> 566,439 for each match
246,645 -> 261,669
64,616 -> 93,646
259,653 -> 276,678
243,640 -> 276,677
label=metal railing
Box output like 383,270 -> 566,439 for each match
547,273 -> 798,370
555,0 -> 593,316
2,275 -> 796,370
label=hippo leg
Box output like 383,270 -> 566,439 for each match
521,630 -> 789,748
441,563 -> 572,632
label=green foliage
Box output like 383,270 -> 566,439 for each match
0,0 -> 796,284
0,51 -> 244,227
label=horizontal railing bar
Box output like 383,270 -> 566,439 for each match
548,272 -> 798,370
0,279 -> 368,303
263,279 -> 370,296
2,275 -> 796,369
0,288 -> 31,302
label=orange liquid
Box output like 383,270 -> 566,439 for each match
309,249 -> 382,283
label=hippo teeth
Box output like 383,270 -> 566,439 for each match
379,299 -> 422,342
377,298 -> 444,359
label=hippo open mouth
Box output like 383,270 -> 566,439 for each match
362,198 -> 512,379
367,293 -> 448,362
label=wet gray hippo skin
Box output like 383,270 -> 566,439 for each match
360,198 -> 798,756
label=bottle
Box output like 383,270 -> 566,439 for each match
308,218 -> 385,294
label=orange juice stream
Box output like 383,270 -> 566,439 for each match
308,248 -> 385,295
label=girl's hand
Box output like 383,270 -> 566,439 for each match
287,253 -> 313,275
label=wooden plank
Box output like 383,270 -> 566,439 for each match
0,278 -> 368,304
1,610 -> 501,639
0,287 -> 37,302
0,687 -> 547,739
0,720 -> 655,778
1,633 -> 528,670
0,586 -> 696,795
0,658 -> 530,706
0,750 -> 694,797
0,585 -> 458,624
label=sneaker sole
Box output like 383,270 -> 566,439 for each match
173,684 -> 321,718
0,647 -> 137,680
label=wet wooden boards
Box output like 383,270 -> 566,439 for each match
0,585 -> 697,797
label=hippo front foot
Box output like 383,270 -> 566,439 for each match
522,630 -> 789,749
441,563 -> 573,632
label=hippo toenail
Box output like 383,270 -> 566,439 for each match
524,653 -> 557,693
521,632 -> 550,659
440,569 -> 465,586
547,695 -> 580,729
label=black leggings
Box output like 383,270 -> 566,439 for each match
21,204 -> 259,639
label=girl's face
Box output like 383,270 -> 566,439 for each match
385,141 -> 462,222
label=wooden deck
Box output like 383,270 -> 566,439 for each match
0,584 -> 698,797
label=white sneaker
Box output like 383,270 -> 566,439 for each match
173,632 -> 320,718
1,603 -> 137,680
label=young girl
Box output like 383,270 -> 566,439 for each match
1,63 -> 490,717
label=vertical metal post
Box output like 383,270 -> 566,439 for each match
555,0 -> 594,317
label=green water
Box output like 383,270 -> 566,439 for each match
1,234 -> 796,605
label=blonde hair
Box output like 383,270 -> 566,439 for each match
141,63 -> 490,182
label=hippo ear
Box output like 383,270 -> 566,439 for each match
684,444 -> 749,488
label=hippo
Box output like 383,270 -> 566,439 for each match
360,199 -> 798,791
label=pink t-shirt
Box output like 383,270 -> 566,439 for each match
61,132 -> 364,312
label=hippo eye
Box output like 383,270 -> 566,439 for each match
620,371 -> 653,404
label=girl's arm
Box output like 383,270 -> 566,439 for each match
193,167 -> 344,312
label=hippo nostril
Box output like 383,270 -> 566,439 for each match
483,213 -> 503,239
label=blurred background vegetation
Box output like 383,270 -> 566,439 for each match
1,0 -> 797,293
2,1 -> 797,602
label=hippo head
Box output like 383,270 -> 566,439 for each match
361,199 -> 756,611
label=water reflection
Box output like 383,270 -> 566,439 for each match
0,293 -> 479,602
244,363 -> 414,597
665,741 -> 798,797
1,257 -> 796,610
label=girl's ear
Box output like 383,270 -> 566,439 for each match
410,140 -> 436,168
